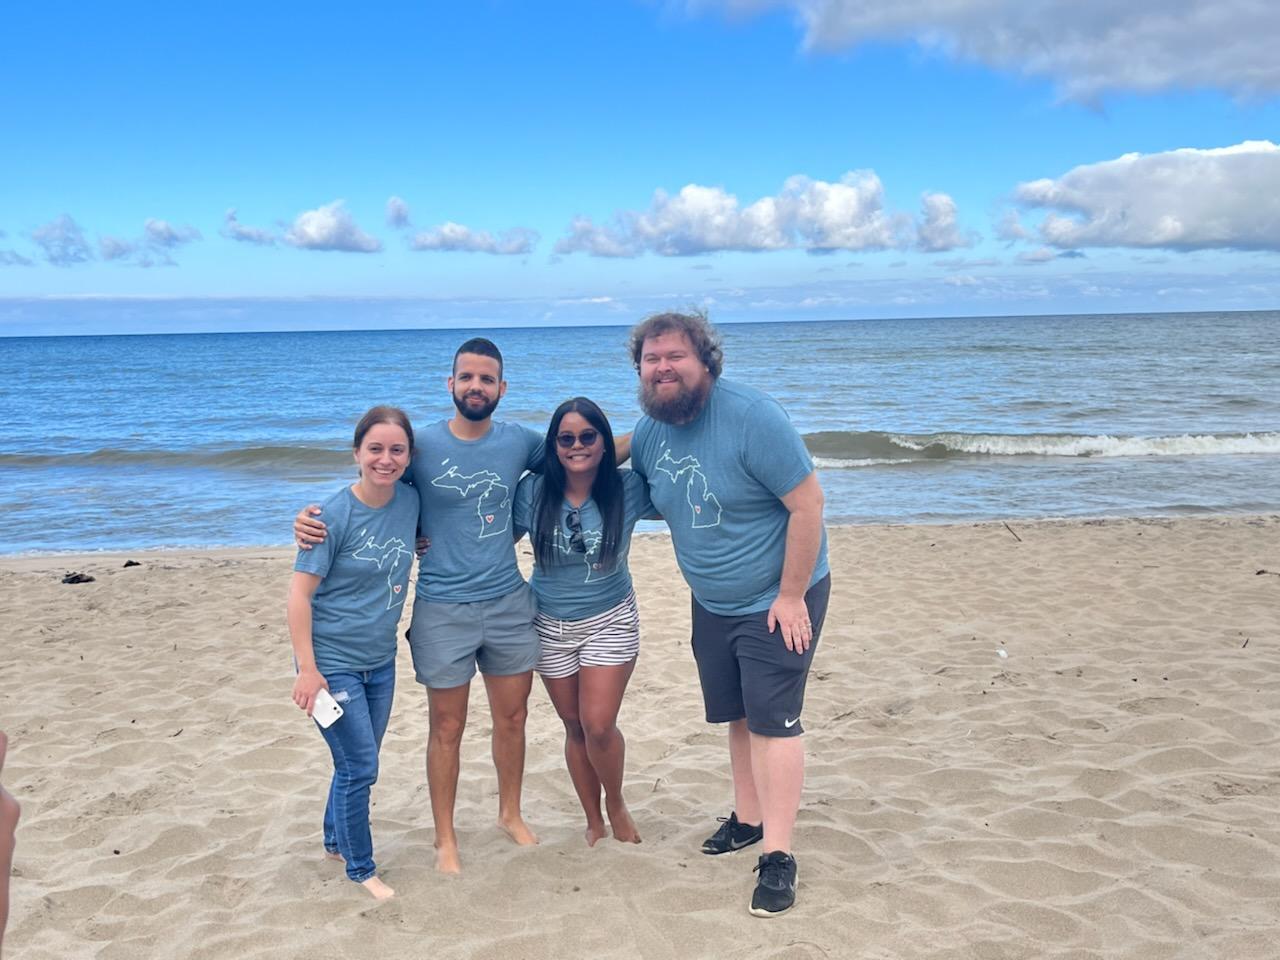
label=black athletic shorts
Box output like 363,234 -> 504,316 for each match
689,574 -> 831,738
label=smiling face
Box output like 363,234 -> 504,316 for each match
449,352 -> 506,422
555,410 -> 604,479
353,421 -> 412,487
638,330 -> 714,424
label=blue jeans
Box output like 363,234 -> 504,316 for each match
318,659 -> 396,883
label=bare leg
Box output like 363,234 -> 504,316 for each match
426,683 -> 470,873
542,673 -> 607,845
483,671 -> 537,845
728,719 -> 762,826
748,731 -> 804,853
579,660 -> 640,843
0,732 -> 20,958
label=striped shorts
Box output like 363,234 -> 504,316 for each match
534,591 -> 640,679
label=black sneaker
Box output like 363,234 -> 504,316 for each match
749,850 -> 798,917
701,811 -> 764,855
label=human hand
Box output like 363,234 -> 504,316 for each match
292,669 -> 329,716
294,506 -> 326,549
767,594 -> 813,655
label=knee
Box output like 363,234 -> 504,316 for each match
430,714 -> 466,747
561,717 -> 586,743
581,716 -> 617,749
494,702 -> 528,733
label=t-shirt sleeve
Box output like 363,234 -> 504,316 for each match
513,474 -> 536,539
740,398 -> 814,498
524,425 -> 546,472
621,469 -> 658,522
293,495 -> 346,578
628,420 -> 650,482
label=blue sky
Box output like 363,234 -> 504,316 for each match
2,0 -> 1278,334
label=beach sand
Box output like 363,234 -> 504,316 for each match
2,516 -> 1279,959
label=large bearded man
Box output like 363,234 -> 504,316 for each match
627,311 -> 830,918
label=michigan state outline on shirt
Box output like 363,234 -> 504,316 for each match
653,447 -> 722,528
555,523 -> 610,582
430,463 -> 512,538
350,530 -> 414,608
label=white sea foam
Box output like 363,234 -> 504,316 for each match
887,432 -> 1280,459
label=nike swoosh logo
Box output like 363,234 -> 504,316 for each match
784,717 -> 800,728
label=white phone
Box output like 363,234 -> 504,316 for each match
312,688 -> 344,729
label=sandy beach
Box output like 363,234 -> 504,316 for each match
2,516 -> 1279,959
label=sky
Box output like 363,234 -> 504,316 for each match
1,0 -> 1279,334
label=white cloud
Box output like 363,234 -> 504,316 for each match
1017,247 -> 1059,264
0,249 -> 33,267
409,221 -> 539,255
284,201 -> 382,253
386,196 -> 411,229
99,236 -> 136,261
222,208 -> 277,246
916,191 -> 975,252
994,209 -> 1030,242
1015,140 -> 1280,251
144,219 -> 201,248
555,171 -> 963,257
32,214 -> 92,267
690,0 -> 1280,99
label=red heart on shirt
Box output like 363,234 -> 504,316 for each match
485,514 -> 495,523
393,585 -> 402,594
695,505 -> 702,513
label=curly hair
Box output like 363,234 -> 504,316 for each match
628,310 -> 723,378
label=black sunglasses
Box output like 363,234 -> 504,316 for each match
565,508 -> 586,553
556,429 -> 600,449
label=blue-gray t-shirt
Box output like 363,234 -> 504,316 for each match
405,419 -> 544,603
514,470 -> 656,620
631,378 -> 829,616
294,483 -> 419,674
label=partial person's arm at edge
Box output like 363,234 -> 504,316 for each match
767,471 -> 825,655
294,505 -> 327,549
286,572 -> 328,715
0,729 -> 20,960
615,431 -> 632,465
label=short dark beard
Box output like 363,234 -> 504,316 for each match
639,376 -> 712,424
452,391 -> 499,422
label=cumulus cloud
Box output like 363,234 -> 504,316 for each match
409,222 -> 539,255
144,219 -> 201,248
994,209 -> 1030,242
554,172 -> 962,257
284,201 -> 382,253
0,249 -> 33,267
1017,247 -> 1060,264
32,214 -> 92,267
916,192 -> 976,252
222,208 -> 278,246
689,0 -> 1280,99
1015,140 -> 1280,251
386,196 -> 411,229
99,236 -> 136,261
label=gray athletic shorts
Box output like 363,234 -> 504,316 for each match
690,574 -> 831,738
408,581 -> 539,689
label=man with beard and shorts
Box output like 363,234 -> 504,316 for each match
294,338 -> 543,874
626,311 -> 830,918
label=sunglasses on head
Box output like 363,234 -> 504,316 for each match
565,508 -> 586,553
556,429 -> 599,449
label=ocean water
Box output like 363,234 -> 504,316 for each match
1,310 -> 1278,553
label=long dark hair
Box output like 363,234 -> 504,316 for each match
534,397 -> 624,571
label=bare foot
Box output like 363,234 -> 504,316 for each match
606,798 -> 641,844
361,876 -> 396,900
435,842 -> 462,875
584,821 -> 608,847
498,815 -> 538,846
324,849 -> 344,862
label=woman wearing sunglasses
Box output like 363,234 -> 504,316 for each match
514,396 -> 656,846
